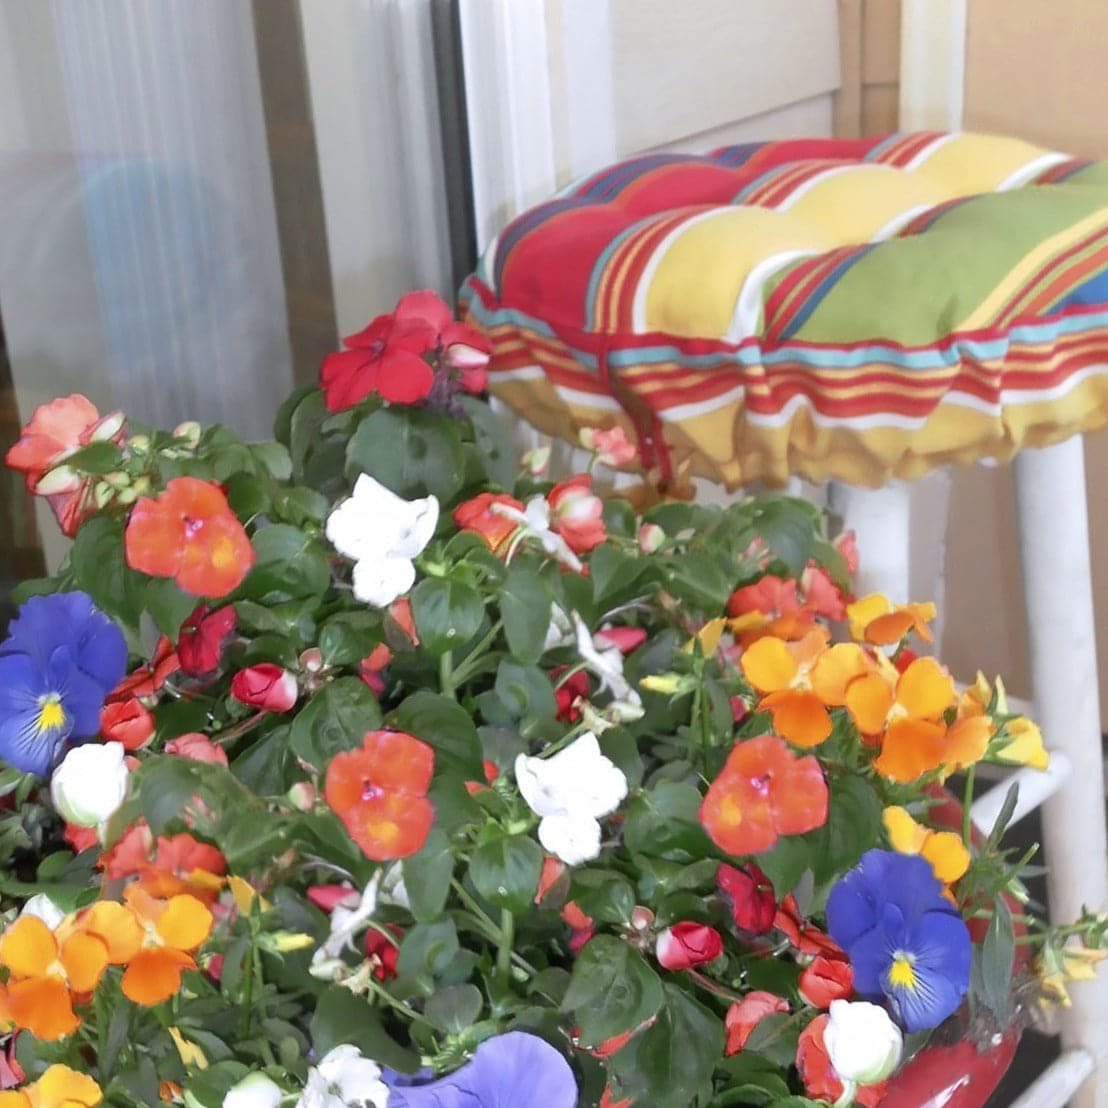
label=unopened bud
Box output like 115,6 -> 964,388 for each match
172,421 -> 202,448
630,905 -> 655,932
287,781 -> 317,812
94,481 -> 116,509
299,647 -> 325,674
35,465 -> 81,495
258,930 -> 316,954
127,433 -> 150,453
637,523 -> 666,554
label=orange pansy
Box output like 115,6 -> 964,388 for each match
325,730 -> 435,861
124,477 -> 254,598
883,805 -> 971,884
117,887 -> 214,1006
700,734 -> 829,856
0,1064 -> 102,1108
846,593 -> 936,645
740,631 -> 870,748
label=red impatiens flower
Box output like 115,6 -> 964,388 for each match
230,664 -> 298,712
547,475 -> 607,554
799,954 -> 855,1008
655,922 -> 723,970
324,730 -> 434,861
552,667 -> 590,723
725,991 -> 789,1055
699,735 -> 828,856
797,1014 -> 888,1107
99,698 -> 155,751
125,477 -> 254,598
453,492 -> 524,553
319,290 -> 490,412
4,394 -> 125,536
717,862 -> 776,934
109,636 -> 180,701
164,733 -> 229,766
177,605 -> 237,676
727,575 -> 800,620
774,894 -> 844,958
365,924 -> 403,980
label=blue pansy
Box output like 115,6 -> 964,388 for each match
386,1032 -> 577,1108
826,849 -> 972,1033
0,592 -> 128,776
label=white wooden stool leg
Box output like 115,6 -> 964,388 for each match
826,480 -> 912,603
1015,437 -> 1108,1108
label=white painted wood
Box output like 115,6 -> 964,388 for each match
1015,439 -> 1108,1108
607,0 -> 841,155
899,0 -> 967,130
1009,1049 -> 1097,1108
557,0 -> 618,180
969,752 -> 1072,835
458,0 -> 558,253
826,481 -> 912,604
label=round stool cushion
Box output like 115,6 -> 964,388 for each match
460,133 -> 1108,488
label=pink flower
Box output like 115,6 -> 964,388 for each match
727,575 -> 800,619
579,425 -> 637,467
593,627 -> 648,655
307,884 -> 359,913
725,991 -> 788,1055
801,564 -> 847,621
799,955 -> 855,1008
177,605 -> 238,677
637,523 -> 665,553
655,922 -> 723,970
165,733 -> 229,766
230,664 -> 298,712
547,475 -> 607,554
834,530 -> 860,575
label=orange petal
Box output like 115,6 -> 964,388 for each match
942,715 -> 992,774
921,831 -> 971,884
123,498 -> 183,579
896,658 -> 955,720
80,902 -> 144,964
6,977 -> 79,1041
29,1064 -> 102,1106
864,610 -> 915,645
155,895 -> 214,953
762,689 -> 832,748
0,1093 -> 29,1107
0,917 -> 58,978
883,806 -> 930,854
122,948 -> 194,1006
740,637 -> 798,693
59,932 -> 108,993
846,594 -> 891,641
844,673 -> 895,734
810,643 -> 872,706
874,718 -> 947,782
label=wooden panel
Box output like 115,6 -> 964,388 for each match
964,0 -> 1108,154
609,0 -> 841,155
861,83 -> 898,133
861,0 -> 899,84
835,0 -> 900,138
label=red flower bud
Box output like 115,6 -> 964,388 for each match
99,698 -> 155,751
655,922 -> 723,970
717,862 -> 776,935
177,604 -> 237,677
798,955 -> 854,1008
306,885 -> 359,913
230,664 -> 298,712
725,991 -> 788,1055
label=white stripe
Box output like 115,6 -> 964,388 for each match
725,249 -> 817,343
659,383 -> 748,423
492,364 -> 548,382
553,385 -> 622,411
873,202 -> 934,240
996,151 -> 1072,192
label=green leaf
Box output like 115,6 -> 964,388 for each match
562,935 -> 664,1047
623,782 -> 713,862
70,515 -> 145,631
346,406 -> 466,502
250,440 -> 293,481
244,523 -> 331,604
459,394 -> 518,490
468,833 -> 543,914
500,565 -> 552,664
810,773 -> 883,885
396,919 -> 460,981
569,869 -> 635,924
411,577 -> 485,657
310,986 -> 420,1073
424,984 -> 484,1035
64,440 -> 124,474
143,577 -> 197,638
662,550 -> 734,613
289,678 -> 383,771
608,984 -> 725,1108
393,691 -> 485,778
493,660 -> 558,721
978,896 -> 1015,1024
274,383 -> 316,446
402,828 -> 455,921
752,498 -> 818,578
319,611 -> 382,667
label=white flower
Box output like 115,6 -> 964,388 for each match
543,603 -> 574,651
309,864 -> 409,977
50,742 -> 129,829
223,1073 -> 283,1108
20,894 -> 65,930
572,612 -> 643,719
296,1044 -> 389,1108
515,733 -> 627,865
824,999 -> 903,1096
492,496 -> 582,572
326,474 -> 439,607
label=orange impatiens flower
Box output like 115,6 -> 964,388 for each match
124,476 -> 255,598
0,915 -> 109,1041
0,1064 -> 102,1108
847,593 -> 936,645
103,824 -> 227,905
846,656 -> 991,782
116,886 -> 214,1006
452,492 -> 524,553
700,734 -> 828,856
325,730 -> 435,861
740,630 -> 873,747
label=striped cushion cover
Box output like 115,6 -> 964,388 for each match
460,132 -> 1108,488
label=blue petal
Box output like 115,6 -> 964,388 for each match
0,654 -> 50,708
0,707 -> 67,776
54,661 -> 109,739
845,931 -> 890,998
826,869 -> 880,951
387,1033 -> 577,1108
886,964 -> 967,1033
908,910 -> 973,995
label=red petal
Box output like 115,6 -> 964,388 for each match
375,349 -> 435,403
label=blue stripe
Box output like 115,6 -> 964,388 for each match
864,134 -> 906,162
711,143 -> 768,169
779,247 -> 878,342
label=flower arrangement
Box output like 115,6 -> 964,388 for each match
0,290 -> 1104,1108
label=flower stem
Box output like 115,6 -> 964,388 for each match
440,652 -> 456,700
215,709 -> 268,747
497,908 -> 514,981
449,620 -> 504,687
684,968 -> 745,1003
962,764 -> 976,846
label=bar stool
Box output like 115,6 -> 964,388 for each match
461,132 -> 1108,1103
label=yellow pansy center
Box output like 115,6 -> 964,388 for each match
888,952 -> 917,990
37,695 -> 66,733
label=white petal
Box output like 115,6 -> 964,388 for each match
351,555 -> 416,607
539,814 -> 603,865
515,734 -> 628,821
